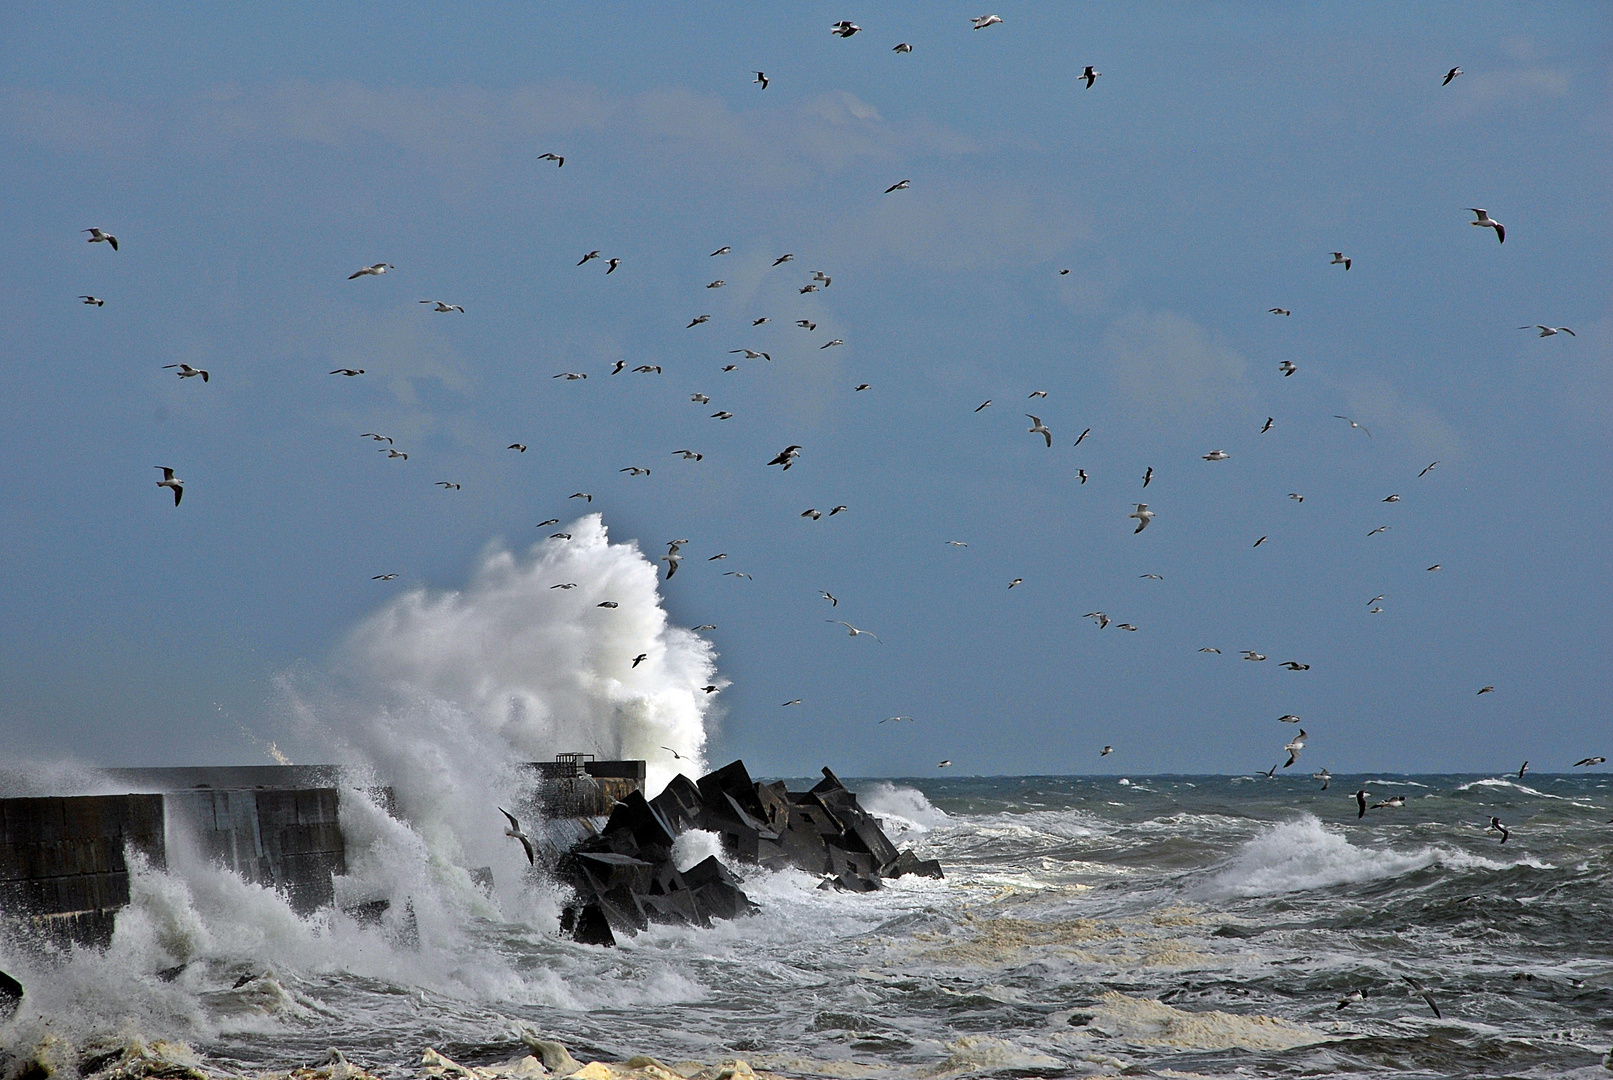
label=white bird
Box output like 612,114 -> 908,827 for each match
894,42 -> 913,53
827,620 -> 881,642
820,591 -> 837,607
1333,415 -> 1371,437
1278,714 -> 1301,724
1198,647 -> 1220,654
753,71 -> 769,90
1140,573 -> 1163,580
154,466 -> 183,506
619,466 -> 650,476
1085,611 -> 1110,629
971,14 -> 1003,29
79,295 -> 105,306
1468,208 -> 1505,244
937,760 -> 952,768
606,258 -> 620,273
687,315 -> 710,327
1283,730 -> 1307,768
348,263 -> 392,278
672,449 -> 703,460
1420,461 -> 1440,476
1279,359 -> 1298,377
499,808 -> 535,865
1383,494 -> 1400,503
1101,746 -> 1113,756
710,246 -> 731,256
1029,390 -> 1047,399
884,180 -> 910,194
1129,503 -> 1155,534
162,363 -> 209,382
419,300 -> 464,313
708,280 -> 725,289
774,254 -> 794,265
830,20 -> 860,37
690,393 -> 711,404
538,152 -> 564,167
1079,65 -> 1100,88
767,445 -> 802,470
1442,66 -> 1463,86
730,349 -> 770,360
946,540 -> 968,547
798,320 -> 817,331
553,371 -> 586,380
1026,415 -> 1052,447
820,339 -> 844,349
1269,308 -> 1290,316
1241,651 -> 1266,661
1330,252 -> 1351,270
1202,449 -> 1229,461
82,227 -> 118,251
382,449 -> 407,459
1520,325 -> 1574,337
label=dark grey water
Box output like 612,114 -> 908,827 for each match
4,773 -> 1611,1079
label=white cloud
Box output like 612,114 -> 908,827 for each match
1100,308 -> 1256,421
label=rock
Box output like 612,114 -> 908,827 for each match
517,1037 -> 580,1077
566,1065 -> 614,1080
422,1048 -> 475,1077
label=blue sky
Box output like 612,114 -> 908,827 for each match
2,3 -> 1608,777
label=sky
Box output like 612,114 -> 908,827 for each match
1,3 -> 1609,778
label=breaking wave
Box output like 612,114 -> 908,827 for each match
859,783 -> 951,836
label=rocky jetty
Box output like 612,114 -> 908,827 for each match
554,761 -> 942,945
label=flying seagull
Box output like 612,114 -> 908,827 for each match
1383,494 -> 1400,503
348,263 -> 391,278
1129,504 -> 1154,533
801,508 -> 822,520
894,42 -> 913,53
1283,730 -> 1307,768
1085,611 -> 1110,628
1202,449 -> 1230,461
1574,756 -> 1607,767
1367,526 -> 1389,536
577,250 -> 601,265
1356,790 -> 1369,818
937,760 -> 952,768
820,339 -> 844,349
820,591 -> 837,607
1467,208 -> 1505,244
1289,493 -> 1304,502
1077,469 -> 1088,484
708,280 -> 725,289
371,574 -> 398,581
1330,252 -> 1351,270
687,315 -> 710,327
730,349 -> 770,360
1279,360 -> 1298,377
830,20 -> 860,37
1143,466 -> 1154,487
606,258 -> 620,274
631,653 -> 648,668
1281,661 -> 1310,671
382,449 -> 407,459
597,601 -> 617,608
570,492 -> 592,501
1008,578 -> 1023,588
1241,651 -> 1266,661
1269,308 -> 1290,316
1477,686 -> 1495,695
971,14 -> 1003,29
1254,536 -> 1267,549
827,620 -> 881,642
767,445 -> 802,470
499,808 -> 535,865
1373,796 -> 1406,809
154,466 -> 183,506
1278,714 -> 1301,724
1074,428 -> 1091,446
553,371 -> 586,380
855,383 -> 871,391
691,393 -> 710,404
1101,746 -> 1113,756
753,71 -> 769,90
538,153 -> 564,167
712,411 -> 734,420
660,745 -> 686,759
723,571 -> 753,580
619,466 -> 650,476
1520,325 -> 1574,337
549,582 -> 576,589
884,180 -> 911,193
330,368 -> 365,376
162,363 -> 209,382
1443,66 -> 1463,85
1426,564 -> 1442,571
781,698 -> 802,707
508,444 -> 526,453
79,295 -> 105,306
1029,390 -> 1047,399
1316,769 -> 1331,791
1079,65 -> 1100,88
1403,977 -> 1441,1018
1333,415 -> 1371,437
796,321 -> 816,331
1026,415 -> 1052,447
1261,418 -> 1274,433
672,450 -> 703,460
774,254 -> 794,265
946,541 -> 968,547
753,317 -> 770,325
435,481 -> 461,490
1140,573 -> 1163,580
419,300 -> 464,313
974,400 -> 992,412
1518,761 -> 1528,779
1198,647 -> 1220,654
1488,817 -> 1509,844
710,246 -> 731,256
82,227 -> 118,251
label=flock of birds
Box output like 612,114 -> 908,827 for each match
69,17 -> 1601,838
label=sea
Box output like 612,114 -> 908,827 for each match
5,771 -> 1611,1080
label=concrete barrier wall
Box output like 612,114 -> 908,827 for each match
166,788 -> 345,914
0,795 -> 165,948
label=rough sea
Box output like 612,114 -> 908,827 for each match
5,772 -> 1611,1080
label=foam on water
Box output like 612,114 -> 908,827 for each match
859,783 -> 950,836
1201,815 -> 1506,898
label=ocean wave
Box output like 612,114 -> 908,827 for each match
859,783 -> 951,835
1200,815 -> 1506,898
1455,777 -> 1568,800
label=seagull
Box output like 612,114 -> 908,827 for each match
606,258 -> 620,274
1085,612 -> 1110,629
1264,764 -> 1279,778
1383,494 -> 1401,503
82,227 -> 118,251
419,300 -> 464,313
1077,469 -> 1088,484
371,574 -> 398,581
1520,325 -> 1574,337
937,760 -> 952,768
946,541 -> 968,547
1253,536 -> 1267,548
1026,415 -> 1052,447
820,339 -> 844,349
1143,466 -> 1154,487
1269,308 -> 1290,316
1101,746 -> 1113,756
1337,989 -> 1366,1011
1202,449 -> 1230,461
712,411 -> 734,420
781,698 -> 802,707
691,393 -> 711,404
819,591 -> 838,607
802,509 -> 822,520
162,363 -> 209,382
1477,686 -> 1495,695
801,284 -> 817,294
79,295 -> 105,306
508,444 -> 527,453
1281,661 -> 1310,671
1198,647 -> 1220,654
552,532 -> 573,540
1029,390 -> 1048,399
1139,573 -> 1163,580
774,254 -> 795,265
1368,595 -> 1386,606
597,601 -> 618,608
1008,578 -> 1023,589
1426,564 -> 1442,571
1116,623 -> 1138,631
1487,817 -> 1509,845
538,152 -> 564,167
1241,651 -> 1266,661
753,317 -> 770,325
828,620 -> 881,642
499,809 -> 535,865
382,449 -> 407,459
813,270 -> 831,285
688,315 -> 711,327
435,482 -> 461,490
632,365 -> 662,374
894,42 -> 913,53
830,20 -> 860,37
553,371 -> 586,380
974,400 -> 992,412
1079,65 -> 1100,88
630,653 -> 649,668
619,466 -> 650,476
1419,461 -> 1440,477
753,71 -> 769,90
971,14 -> 1003,29
1403,977 -> 1441,1018
1467,208 -> 1505,243
578,250 -> 601,265
854,384 -> 871,391
1129,504 -> 1154,533
1333,415 -> 1370,437
1074,428 -> 1091,446
880,716 -> 914,724
1279,360 -> 1298,377
1372,796 -> 1406,809
1367,526 -> 1389,536
707,553 -> 726,561
723,571 -> 753,580
830,505 -> 848,515
154,466 -> 184,506
330,368 -> 365,376
660,745 -> 686,759
1283,732 -> 1307,768
549,582 -> 576,589
767,445 -> 802,470
1356,790 -> 1370,818
1289,493 -> 1304,502
1443,66 -> 1463,86
797,320 -> 817,331
730,349 -> 770,360
1330,252 -> 1351,270
1278,715 -> 1301,724
708,280 -> 725,289
1518,761 -> 1528,779
1574,756 -> 1607,767
1261,418 -> 1274,433
348,262 -> 391,278
570,493 -> 592,502
672,450 -> 704,460
1315,769 -> 1332,791
884,180 -> 911,194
